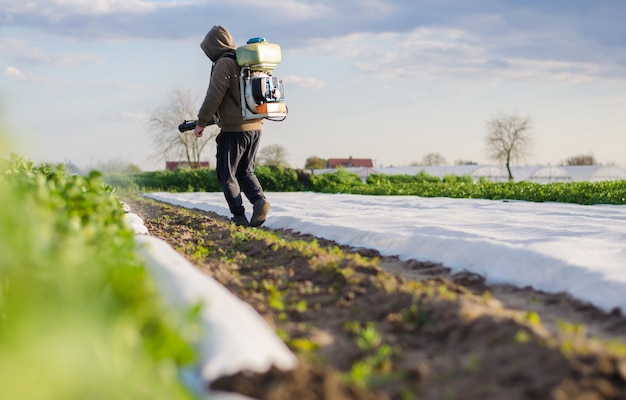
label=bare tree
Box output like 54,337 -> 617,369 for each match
148,88 -> 216,168
421,152 -> 447,166
484,112 -> 534,181
257,144 -> 290,167
564,153 -> 597,166
409,153 -> 446,166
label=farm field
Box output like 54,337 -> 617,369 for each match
145,191 -> 626,314
124,194 -> 626,400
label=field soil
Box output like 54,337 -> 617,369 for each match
123,195 -> 626,400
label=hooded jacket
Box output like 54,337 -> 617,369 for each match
197,25 -> 263,131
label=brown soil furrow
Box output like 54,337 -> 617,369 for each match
124,195 -> 626,400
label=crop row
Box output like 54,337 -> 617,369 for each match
105,166 -> 626,205
0,154 -> 195,399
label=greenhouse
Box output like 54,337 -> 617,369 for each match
509,165 -> 571,183
312,164 -> 626,183
371,165 -> 510,182
562,165 -> 626,182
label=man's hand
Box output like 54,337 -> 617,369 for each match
194,124 -> 205,138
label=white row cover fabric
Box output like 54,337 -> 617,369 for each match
124,211 -> 297,399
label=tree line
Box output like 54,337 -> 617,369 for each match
145,90 -> 607,181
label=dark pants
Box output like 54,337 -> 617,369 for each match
215,130 -> 265,216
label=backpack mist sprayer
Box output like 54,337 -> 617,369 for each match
179,37 -> 287,133
237,37 -> 287,121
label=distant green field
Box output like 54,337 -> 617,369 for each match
106,166 -> 626,206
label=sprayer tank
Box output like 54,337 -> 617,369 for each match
236,37 -> 282,70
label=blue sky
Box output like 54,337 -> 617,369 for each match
1,0 -> 625,170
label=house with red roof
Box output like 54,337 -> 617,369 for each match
327,157 -> 373,169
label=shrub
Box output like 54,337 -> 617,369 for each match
256,165 -> 307,192
311,168 -> 364,193
103,163 -> 626,206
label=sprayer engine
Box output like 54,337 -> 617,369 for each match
247,74 -> 284,105
241,69 -> 287,120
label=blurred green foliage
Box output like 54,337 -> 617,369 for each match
0,153 -> 195,399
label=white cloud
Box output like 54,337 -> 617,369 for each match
3,65 -> 148,90
283,75 -> 328,90
1,1 -> 623,84
299,28 -> 476,59
22,48 -> 104,66
237,0 -> 332,20
297,27 -> 616,84
3,65 -> 67,87
0,0 -> 159,17
4,66 -> 26,79
1,1 -> 624,83
494,58 -> 605,84
0,38 -> 104,66
356,0 -> 397,15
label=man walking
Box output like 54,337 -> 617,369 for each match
194,25 -> 270,227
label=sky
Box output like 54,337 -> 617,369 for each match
144,192 -> 626,315
1,1 -> 626,170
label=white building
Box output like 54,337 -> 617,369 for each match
509,165 -> 571,183
562,165 -> 626,182
311,164 -> 626,183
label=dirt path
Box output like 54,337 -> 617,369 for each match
124,195 -> 626,400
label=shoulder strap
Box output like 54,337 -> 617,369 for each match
216,52 -> 241,108
222,52 -> 236,61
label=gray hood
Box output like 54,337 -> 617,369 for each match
200,25 -> 237,62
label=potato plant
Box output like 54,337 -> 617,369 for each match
0,154 -> 196,399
